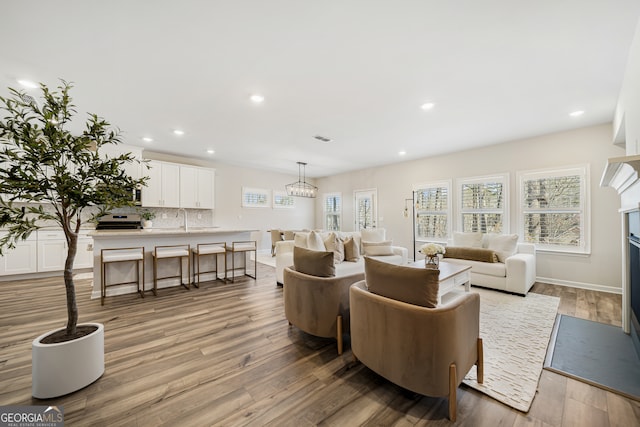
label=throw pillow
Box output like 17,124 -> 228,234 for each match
452,232 -> 483,248
293,232 -> 309,249
360,228 -> 386,243
485,233 -> 518,262
307,230 -> 326,251
293,246 -> 335,277
343,237 -> 361,262
362,240 -> 394,256
365,257 -> 439,308
443,246 -> 499,263
323,232 -> 345,264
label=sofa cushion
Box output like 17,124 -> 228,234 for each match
484,233 -> 518,262
324,232 -> 345,263
343,237 -> 361,262
293,246 -> 335,277
452,232 -> 483,248
444,257 -> 507,277
364,257 -> 439,308
361,228 -> 386,243
444,246 -> 499,263
294,232 -> 309,248
362,240 -> 394,256
307,230 -> 326,251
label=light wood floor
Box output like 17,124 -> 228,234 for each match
1,264 -> 639,426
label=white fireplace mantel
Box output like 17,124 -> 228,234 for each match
600,155 -> 640,335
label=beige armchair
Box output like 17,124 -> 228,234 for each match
270,229 -> 283,256
350,281 -> 483,421
283,266 -> 364,355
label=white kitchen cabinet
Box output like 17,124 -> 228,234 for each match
142,160 -> 180,207
37,230 -> 67,272
0,232 -> 37,275
74,230 -> 94,269
98,144 -> 143,180
179,166 -> 215,209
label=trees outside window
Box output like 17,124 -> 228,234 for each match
518,166 -> 589,253
459,175 -> 508,234
414,181 -> 451,242
323,192 -> 341,231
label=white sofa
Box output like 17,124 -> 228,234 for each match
441,233 -> 536,295
275,230 -> 408,285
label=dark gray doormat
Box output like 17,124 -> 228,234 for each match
544,314 -> 640,401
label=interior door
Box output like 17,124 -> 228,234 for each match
354,189 -> 378,231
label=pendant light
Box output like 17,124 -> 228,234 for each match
285,162 -> 318,198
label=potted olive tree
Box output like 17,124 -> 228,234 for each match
0,81 -> 147,398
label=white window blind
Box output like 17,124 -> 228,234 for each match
414,181 -> 451,241
458,175 -> 508,233
323,192 -> 341,231
518,166 -> 589,253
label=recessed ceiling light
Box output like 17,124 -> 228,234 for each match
421,102 -> 435,110
173,129 -> 185,136
398,151 -> 407,156
206,149 -> 215,154
250,94 -> 265,103
569,110 -> 584,117
17,79 -> 38,89
142,137 -> 153,143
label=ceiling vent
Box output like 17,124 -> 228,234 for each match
19,93 -> 38,107
313,135 -> 332,143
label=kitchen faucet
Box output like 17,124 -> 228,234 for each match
177,208 -> 188,232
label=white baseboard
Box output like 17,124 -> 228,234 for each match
536,276 -> 622,295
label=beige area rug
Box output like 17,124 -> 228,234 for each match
462,287 -> 560,412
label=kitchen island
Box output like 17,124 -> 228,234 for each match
89,227 -> 257,299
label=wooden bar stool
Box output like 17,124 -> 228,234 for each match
225,241 -> 257,283
100,247 -> 145,306
192,242 -> 226,288
152,244 -> 191,294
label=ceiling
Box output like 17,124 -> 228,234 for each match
2,1 -> 639,178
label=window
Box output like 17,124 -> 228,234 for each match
241,187 -> 270,208
458,174 -> 508,233
273,190 -> 295,208
518,165 -> 589,253
414,181 -> 451,242
354,189 -> 377,231
323,192 -> 342,231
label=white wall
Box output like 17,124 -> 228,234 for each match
316,124 -> 625,292
615,17 -> 640,153
143,151 -> 316,252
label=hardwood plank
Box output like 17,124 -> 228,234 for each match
1,270 -> 639,426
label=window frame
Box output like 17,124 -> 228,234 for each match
457,173 -> 509,234
412,180 -> 452,244
323,192 -> 342,231
517,165 -> 590,254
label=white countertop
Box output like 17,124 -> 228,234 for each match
89,227 -> 258,238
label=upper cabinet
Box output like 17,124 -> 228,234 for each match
179,165 -> 215,209
142,160 -> 181,207
98,144 -> 143,180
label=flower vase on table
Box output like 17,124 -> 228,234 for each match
419,243 -> 446,270
425,255 -> 439,269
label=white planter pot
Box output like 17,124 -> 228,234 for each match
142,220 -> 152,229
32,322 -> 105,399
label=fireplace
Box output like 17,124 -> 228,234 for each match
601,154 -> 640,352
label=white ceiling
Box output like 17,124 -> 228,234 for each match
2,1 -> 639,178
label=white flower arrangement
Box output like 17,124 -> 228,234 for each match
419,243 -> 446,257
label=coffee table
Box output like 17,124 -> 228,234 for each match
408,260 -> 471,304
